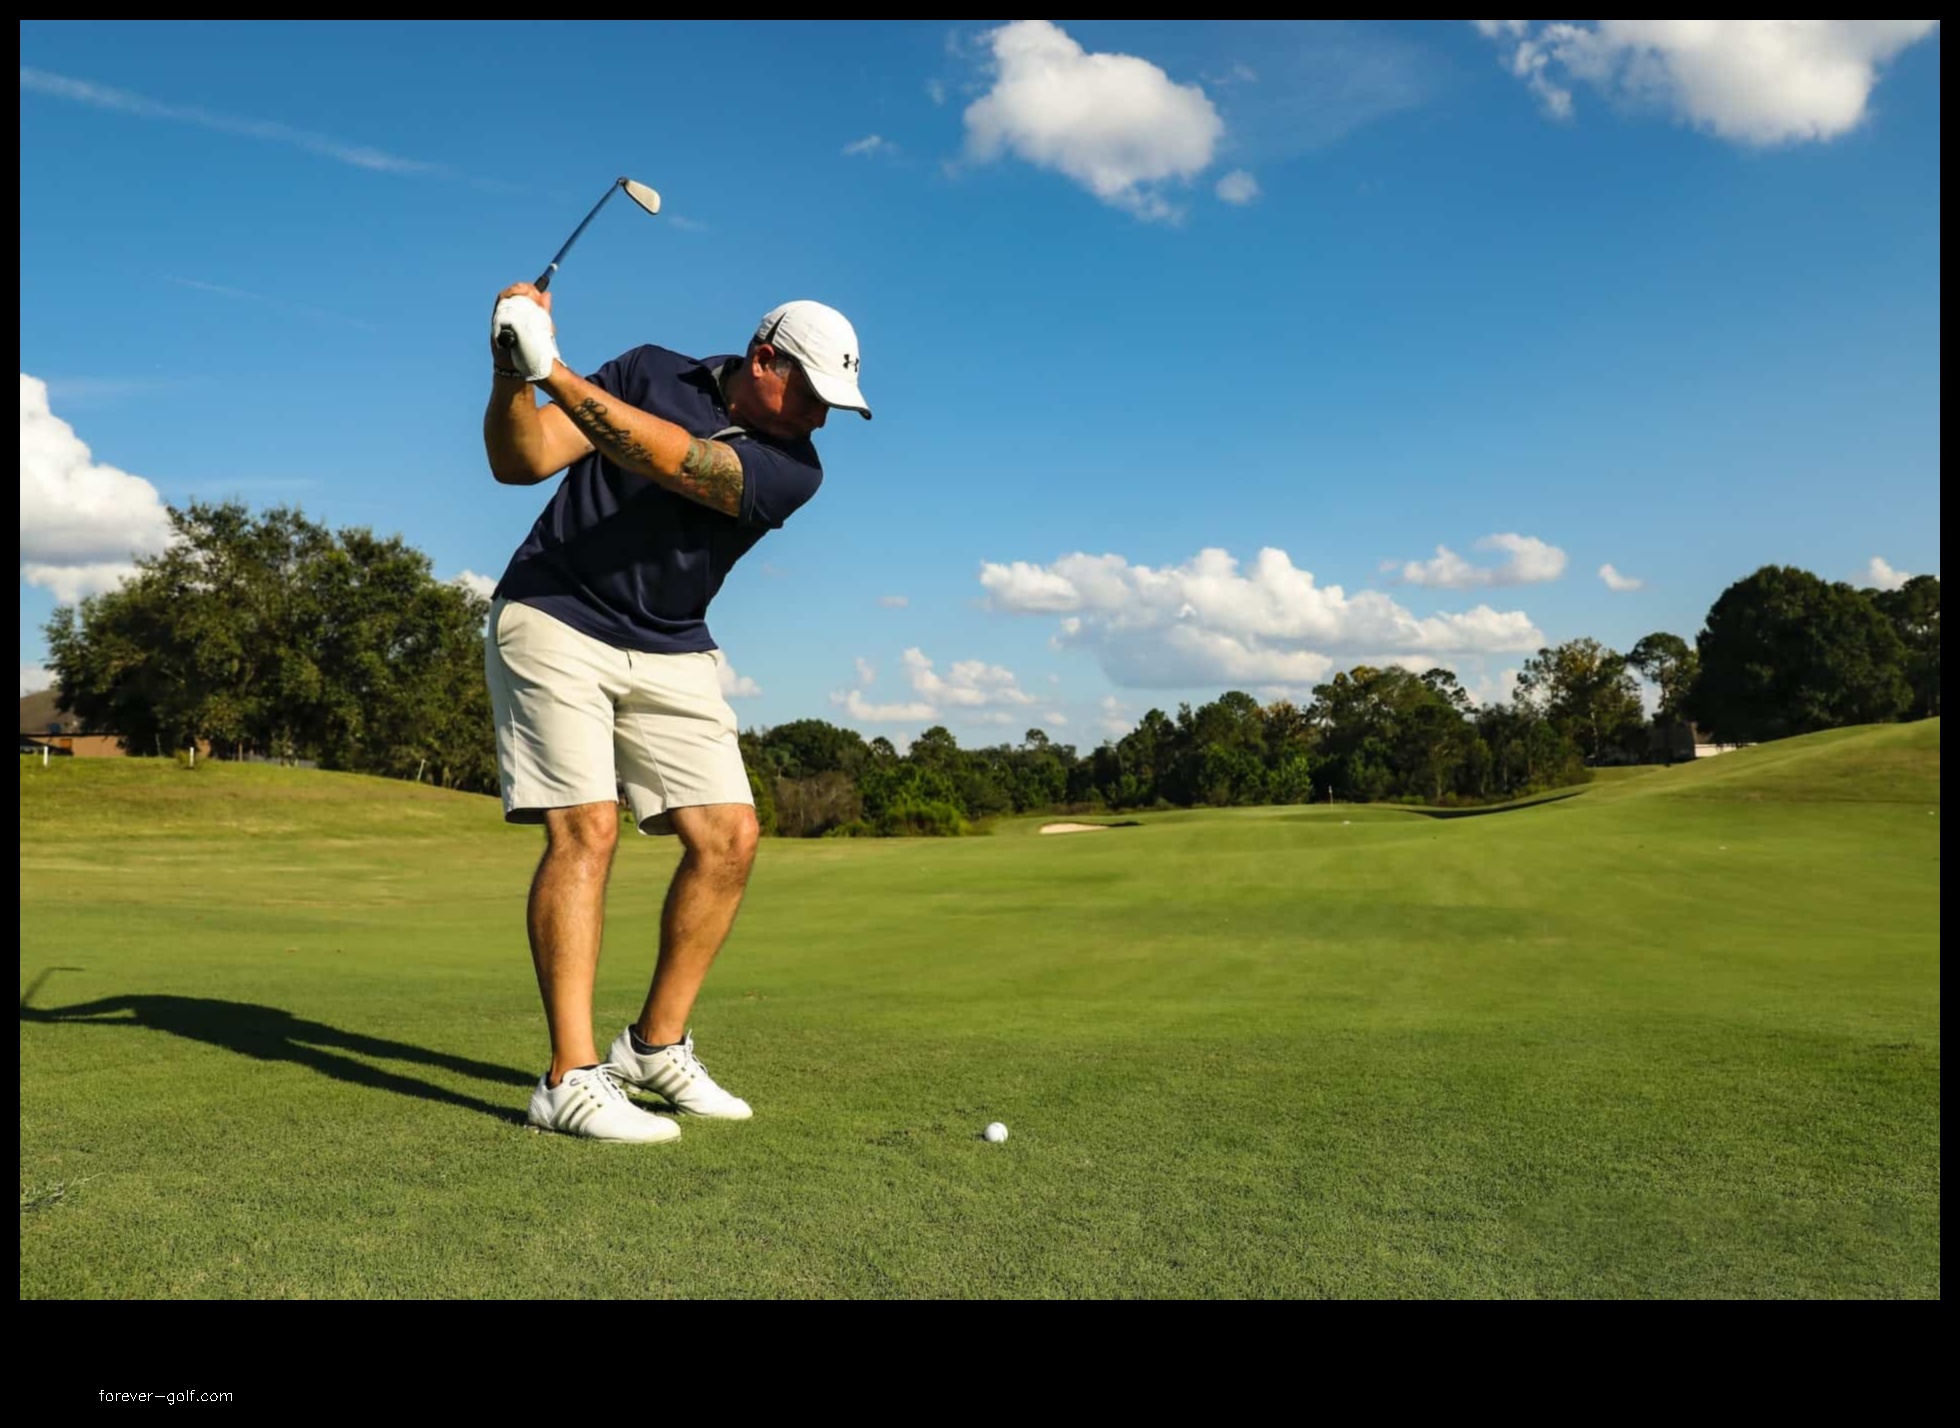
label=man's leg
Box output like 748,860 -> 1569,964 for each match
634,802 -> 760,1045
531,801 -> 621,1085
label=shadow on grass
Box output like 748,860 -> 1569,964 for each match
19,972 -> 529,1125
1393,790 -> 1587,820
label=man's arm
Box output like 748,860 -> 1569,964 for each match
484,375 -> 595,486
538,365 -> 747,518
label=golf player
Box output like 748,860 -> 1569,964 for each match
483,282 -> 869,1142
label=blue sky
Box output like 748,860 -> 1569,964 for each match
19,21 -> 1943,744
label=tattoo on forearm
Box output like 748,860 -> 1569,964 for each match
563,397 -> 742,515
677,438 -> 745,516
567,397 -> 656,471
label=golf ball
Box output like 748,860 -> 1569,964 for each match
983,1121 -> 1009,1143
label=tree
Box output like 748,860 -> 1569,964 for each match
772,772 -> 860,837
1110,708 -> 1178,807
907,725 -> 962,771
755,719 -> 869,779
1267,752 -> 1314,806
45,503 -> 334,758
1627,632 -> 1699,725
306,526 -> 494,786
1518,638 -> 1644,764
1399,693 -> 1470,802
740,733 -> 779,835
858,761 -> 966,836
1305,665 -> 1476,801
1685,566 -> 1910,742
43,501 -> 498,788
1261,698 -> 1313,753
1872,575 -> 1940,719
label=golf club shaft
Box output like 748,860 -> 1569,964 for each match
536,179 -> 626,293
496,177 -> 641,350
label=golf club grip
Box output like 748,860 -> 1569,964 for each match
496,264 -> 556,350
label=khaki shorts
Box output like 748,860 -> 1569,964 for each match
484,597 -> 753,836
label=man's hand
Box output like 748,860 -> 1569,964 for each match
491,285 -> 561,383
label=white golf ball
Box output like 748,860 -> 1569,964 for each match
983,1121 -> 1009,1143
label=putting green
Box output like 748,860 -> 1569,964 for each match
18,721 -> 1939,1298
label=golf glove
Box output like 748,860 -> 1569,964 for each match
491,295 -> 561,382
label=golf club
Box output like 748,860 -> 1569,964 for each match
497,176 -> 661,351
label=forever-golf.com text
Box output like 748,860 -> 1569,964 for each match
99,1393 -> 233,1406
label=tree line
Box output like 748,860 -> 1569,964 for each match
41,504 -> 1938,833
44,503 -> 496,791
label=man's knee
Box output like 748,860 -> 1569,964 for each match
543,802 -> 620,868
679,806 -> 759,880
728,807 -> 761,871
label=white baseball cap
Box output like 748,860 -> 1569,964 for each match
754,300 -> 871,420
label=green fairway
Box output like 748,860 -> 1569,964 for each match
19,722 -> 1941,1298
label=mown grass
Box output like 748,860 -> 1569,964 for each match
18,721 -> 1940,1297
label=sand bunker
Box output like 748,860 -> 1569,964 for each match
1039,822 -> 1112,834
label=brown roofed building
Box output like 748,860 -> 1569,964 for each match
20,688 -> 130,758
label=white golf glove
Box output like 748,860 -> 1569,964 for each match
491,295 -> 562,382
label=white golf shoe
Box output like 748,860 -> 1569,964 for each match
607,1029 -> 754,1120
527,1065 -> 681,1143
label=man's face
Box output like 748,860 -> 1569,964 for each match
745,345 -> 829,441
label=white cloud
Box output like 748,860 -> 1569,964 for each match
1465,667 -> 1523,708
1205,63 -> 1260,88
20,663 -> 52,696
1099,695 -> 1134,738
829,647 -> 1035,725
843,134 -> 897,157
167,277 -> 376,333
1863,556 -> 1911,591
982,546 -> 1544,690
1215,169 -> 1261,204
963,20 -> 1226,221
21,561 -> 143,603
452,569 -> 497,600
1474,21 -> 1940,145
1043,710 -> 1069,727
20,373 -> 173,602
718,657 -> 761,699
1598,563 -> 1645,592
902,647 -> 1035,708
877,594 -> 909,608
833,689 -> 936,723
926,79 -> 948,107
20,67 -> 449,175
1391,533 -> 1568,589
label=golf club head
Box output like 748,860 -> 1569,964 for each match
621,179 -> 661,215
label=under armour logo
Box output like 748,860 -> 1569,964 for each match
840,353 -> 858,372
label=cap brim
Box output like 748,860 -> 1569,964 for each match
803,365 -> 872,421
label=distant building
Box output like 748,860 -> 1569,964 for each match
18,688 -> 210,759
1649,721 -> 1750,763
21,732 -> 132,758
20,688 -> 79,736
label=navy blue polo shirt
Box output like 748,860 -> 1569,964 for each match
494,345 -> 823,654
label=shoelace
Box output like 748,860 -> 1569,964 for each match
571,1065 -> 632,1105
674,1036 -> 711,1085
